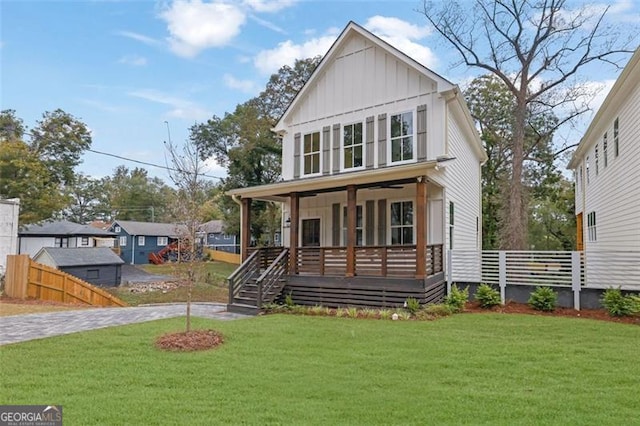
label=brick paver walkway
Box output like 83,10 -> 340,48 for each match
0,303 -> 248,346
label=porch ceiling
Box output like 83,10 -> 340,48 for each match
227,160 -> 439,201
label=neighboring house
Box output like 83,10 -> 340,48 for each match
109,220 -> 187,264
568,47 -> 640,287
0,198 -> 20,275
198,220 -> 239,254
226,22 -> 487,312
18,220 -> 117,258
33,247 -> 124,287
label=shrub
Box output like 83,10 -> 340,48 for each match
528,286 -> 557,312
422,303 -> 454,317
346,307 -> 359,318
336,308 -> 349,318
284,292 -> 295,308
475,284 -> 501,308
405,297 -> 421,315
309,305 -> 326,316
444,285 -> 469,312
397,311 -> 412,320
378,309 -> 393,320
360,308 -> 378,319
601,288 -> 640,317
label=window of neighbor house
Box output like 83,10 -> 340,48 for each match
81,237 -> 89,246
157,236 -> 168,246
390,201 -> 413,245
119,236 -> 127,246
114,226 -> 121,233
303,132 -> 320,175
614,117 -> 619,157
54,237 -> 69,248
138,236 -> 145,246
343,122 -> 363,169
390,112 -> 414,163
587,211 -> 597,242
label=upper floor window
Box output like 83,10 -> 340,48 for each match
343,122 -> 363,169
157,236 -> 168,246
138,236 -> 145,246
390,201 -> 413,245
595,144 -> 599,175
614,117 -> 619,157
303,132 -> 320,175
390,112 -> 414,163
54,237 -> 69,248
586,156 -> 590,184
603,132 -> 608,168
81,237 -> 89,246
114,226 -> 121,233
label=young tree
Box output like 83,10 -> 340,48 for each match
423,0 -> 636,249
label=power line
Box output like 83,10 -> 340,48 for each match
86,148 -> 224,180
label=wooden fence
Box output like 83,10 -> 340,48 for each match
205,248 -> 241,265
4,255 -> 127,307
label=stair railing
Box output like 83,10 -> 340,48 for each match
228,249 -> 261,305
256,248 -> 289,308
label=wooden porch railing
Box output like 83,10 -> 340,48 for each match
296,244 -> 444,278
256,248 -> 289,307
228,249 -> 261,305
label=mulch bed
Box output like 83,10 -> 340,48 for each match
464,301 -> 640,325
155,330 -> 224,352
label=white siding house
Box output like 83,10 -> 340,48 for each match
568,47 -> 640,287
226,22 -> 486,310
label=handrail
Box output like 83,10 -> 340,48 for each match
256,248 -> 289,308
228,249 -> 261,305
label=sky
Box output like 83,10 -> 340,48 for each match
2,0 -> 639,184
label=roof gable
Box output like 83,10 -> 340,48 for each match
112,220 -> 188,237
274,21 -> 455,132
20,220 -> 116,237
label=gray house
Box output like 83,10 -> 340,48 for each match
19,220 -> 117,258
33,247 -> 125,287
199,220 -> 239,254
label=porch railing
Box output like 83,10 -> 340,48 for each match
256,248 -> 289,307
228,249 -> 261,305
296,244 -> 443,278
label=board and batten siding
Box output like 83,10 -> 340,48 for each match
442,111 -> 482,251
579,79 -> 640,252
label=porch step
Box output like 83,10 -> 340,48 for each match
226,303 -> 260,315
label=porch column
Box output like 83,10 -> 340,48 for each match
241,198 -> 252,262
346,185 -> 357,277
289,192 -> 299,274
415,177 -> 427,279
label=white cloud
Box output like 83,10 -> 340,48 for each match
243,0 -> 296,13
160,0 -> 246,58
364,16 -> 436,68
223,74 -> 258,93
249,14 -> 286,34
118,55 -> 148,66
128,89 -> 211,121
116,30 -> 161,46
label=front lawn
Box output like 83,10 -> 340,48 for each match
1,314 -> 638,425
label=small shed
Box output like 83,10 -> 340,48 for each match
33,247 -> 125,287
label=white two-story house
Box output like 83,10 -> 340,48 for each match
568,47 -> 640,288
227,22 -> 487,312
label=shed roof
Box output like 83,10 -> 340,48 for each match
112,220 -> 188,237
34,247 -> 125,267
20,220 -> 116,237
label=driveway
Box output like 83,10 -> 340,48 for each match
120,264 -> 173,284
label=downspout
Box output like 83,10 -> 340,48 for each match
231,194 -> 243,256
132,235 -> 136,265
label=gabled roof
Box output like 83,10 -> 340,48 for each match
112,220 -> 187,237
19,220 -> 116,237
568,47 -> 640,169
199,220 -> 225,234
34,247 -> 124,267
274,21 -> 456,133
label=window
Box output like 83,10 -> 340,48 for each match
119,236 -> 127,246
390,201 -> 413,245
449,201 -> 455,250
138,236 -> 145,246
595,144 -> 599,175
614,118 -> 619,157
586,156 -> 590,184
81,237 -> 89,246
303,132 -> 320,175
87,269 -> 99,279
54,237 -> 69,248
342,205 -> 363,246
603,132 -> 608,168
587,211 -> 597,242
343,122 -> 363,169
390,112 -> 414,163
114,226 -> 121,233
157,236 -> 168,246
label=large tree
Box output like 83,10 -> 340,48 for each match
191,57 -> 321,241
423,0 -> 635,249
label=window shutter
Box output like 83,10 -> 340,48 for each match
332,203 -> 341,246
366,200 -> 375,246
417,104 -> 427,161
322,126 -> 331,175
377,199 -> 387,245
332,124 -> 340,174
365,116 -> 375,169
294,133 -> 301,178
378,114 -> 387,167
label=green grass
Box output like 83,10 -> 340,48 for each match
107,261 -> 237,305
1,314 -> 638,425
